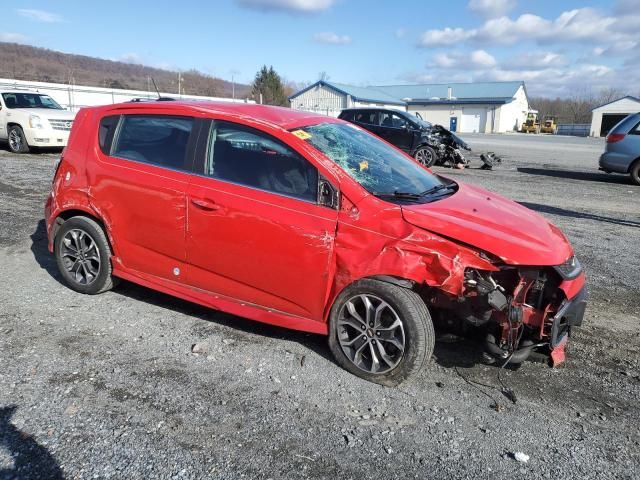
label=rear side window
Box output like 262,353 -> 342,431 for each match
206,121 -> 318,202
631,121 -> 640,135
111,115 -> 194,171
339,111 -> 354,121
354,111 -> 378,125
99,115 -> 119,154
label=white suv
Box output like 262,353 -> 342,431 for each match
0,90 -> 76,153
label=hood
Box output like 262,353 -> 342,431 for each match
401,182 -> 572,266
19,108 -> 76,119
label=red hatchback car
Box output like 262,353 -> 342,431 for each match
45,101 -> 587,385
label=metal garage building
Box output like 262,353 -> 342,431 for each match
590,96 -> 640,137
289,80 -> 530,133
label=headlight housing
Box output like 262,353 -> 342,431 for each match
553,255 -> 582,280
29,115 -> 44,129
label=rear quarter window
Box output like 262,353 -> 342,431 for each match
99,115 -> 120,154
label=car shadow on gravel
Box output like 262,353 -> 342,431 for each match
30,220 -> 66,287
0,405 -> 64,480
519,202 -> 640,228
517,167 -> 632,185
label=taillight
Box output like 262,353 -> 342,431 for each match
606,133 -> 625,143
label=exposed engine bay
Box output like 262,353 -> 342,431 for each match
425,259 -> 587,367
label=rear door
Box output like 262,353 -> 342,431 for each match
87,111 -> 200,282
352,110 -> 379,136
186,119 -> 338,320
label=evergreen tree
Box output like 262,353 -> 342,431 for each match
251,65 -> 288,106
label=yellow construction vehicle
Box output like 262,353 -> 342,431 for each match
540,115 -> 558,134
520,110 -> 540,134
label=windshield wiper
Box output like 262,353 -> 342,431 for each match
419,183 -> 455,196
372,190 -> 424,201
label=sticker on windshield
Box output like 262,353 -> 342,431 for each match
291,130 -> 312,140
359,160 -> 369,172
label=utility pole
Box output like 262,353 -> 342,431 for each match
177,72 -> 182,96
232,74 -> 235,100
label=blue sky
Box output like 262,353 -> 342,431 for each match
1,0 -> 639,97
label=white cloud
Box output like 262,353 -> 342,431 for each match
313,32 -> 352,45
505,51 -> 567,70
236,0 -> 334,13
431,49 -> 496,69
468,0 -> 516,19
0,32 -> 29,43
16,9 -> 63,23
419,7 -> 632,47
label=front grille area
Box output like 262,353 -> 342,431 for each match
49,119 -> 73,131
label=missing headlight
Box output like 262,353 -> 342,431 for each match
553,255 -> 582,280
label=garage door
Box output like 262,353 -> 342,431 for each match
600,113 -> 630,136
460,110 -> 483,133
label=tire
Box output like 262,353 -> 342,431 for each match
414,146 -> 437,168
328,279 -> 434,386
630,160 -> 640,186
54,216 -> 116,294
7,125 -> 30,153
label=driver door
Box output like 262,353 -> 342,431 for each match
378,112 -> 413,152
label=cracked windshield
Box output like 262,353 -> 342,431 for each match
298,123 -> 447,200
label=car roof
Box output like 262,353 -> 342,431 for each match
1,90 -> 43,95
92,101 -> 339,130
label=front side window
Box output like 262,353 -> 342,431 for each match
111,115 -> 194,171
206,121 -> 318,202
298,123 -> 450,203
1,93 -> 63,109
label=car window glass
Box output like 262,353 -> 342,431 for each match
206,121 -> 318,202
99,115 -> 120,155
0,93 -> 62,109
631,121 -> 640,135
354,111 -> 378,125
111,115 -> 194,171
379,112 -> 407,129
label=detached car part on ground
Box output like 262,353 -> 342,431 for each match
599,112 -> 640,186
45,102 -> 587,386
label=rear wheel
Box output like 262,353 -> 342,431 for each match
8,125 -> 30,153
630,160 -> 640,186
54,216 -> 116,294
328,279 -> 434,386
414,146 -> 437,167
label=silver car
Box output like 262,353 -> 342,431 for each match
599,112 -> 640,186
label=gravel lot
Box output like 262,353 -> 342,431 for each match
1,134 -> 639,479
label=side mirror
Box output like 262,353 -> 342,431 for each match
318,176 -> 339,209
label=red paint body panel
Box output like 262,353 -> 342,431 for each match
45,101 -> 586,339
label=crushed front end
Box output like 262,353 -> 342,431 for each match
428,256 -> 587,366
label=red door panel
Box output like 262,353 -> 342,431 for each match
87,147 -> 190,281
186,178 -> 338,320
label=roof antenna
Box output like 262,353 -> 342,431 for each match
151,78 -> 161,99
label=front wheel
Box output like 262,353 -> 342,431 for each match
8,125 -> 30,153
414,146 -> 437,167
328,279 -> 434,386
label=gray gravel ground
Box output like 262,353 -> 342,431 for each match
0,134 -> 639,480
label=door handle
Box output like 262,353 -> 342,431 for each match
191,198 -> 219,211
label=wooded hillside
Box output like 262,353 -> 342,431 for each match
0,42 -> 251,98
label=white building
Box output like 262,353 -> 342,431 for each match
0,77 -> 253,112
590,96 -> 640,137
289,80 -> 530,133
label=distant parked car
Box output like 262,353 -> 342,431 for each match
0,90 -> 76,153
338,108 -> 440,167
599,113 -> 640,186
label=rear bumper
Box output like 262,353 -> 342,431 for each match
599,152 -> 632,173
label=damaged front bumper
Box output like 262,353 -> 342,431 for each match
430,262 -> 587,367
